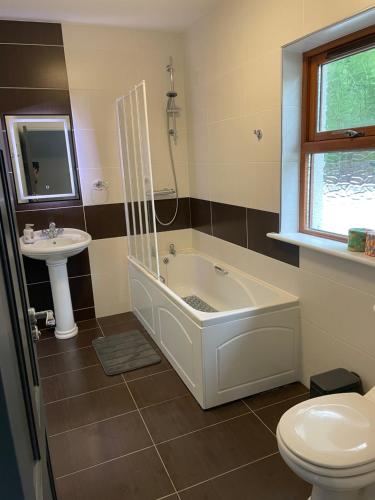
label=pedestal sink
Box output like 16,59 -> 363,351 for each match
20,228 -> 92,339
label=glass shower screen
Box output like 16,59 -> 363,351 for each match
116,81 -> 160,278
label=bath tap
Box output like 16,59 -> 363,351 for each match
42,222 -> 64,239
169,243 -> 176,256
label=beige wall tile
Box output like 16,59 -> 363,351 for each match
88,237 -> 130,317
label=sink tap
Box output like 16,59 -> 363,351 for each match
42,222 -> 64,239
169,243 -> 176,256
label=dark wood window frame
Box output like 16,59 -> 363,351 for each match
300,24 -> 375,242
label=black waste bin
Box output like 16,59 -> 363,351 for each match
310,368 -> 363,398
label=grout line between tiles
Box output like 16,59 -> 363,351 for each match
253,391 -> 310,411
28,273 -> 91,286
40,363 -> 101,380
139,393 -> 189,411
156,411 -> 251,446
39,324 -> 100,340
43,382 -> 125,405
97,321 -> 182,500
54,444 -> 155,480
126,368 -> 173,383
48,407 -> 139,438
38,344 -> 95,359
164,451 -> 280,498
241,399 -> 276,437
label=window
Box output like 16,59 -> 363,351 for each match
300,26 -> 375,241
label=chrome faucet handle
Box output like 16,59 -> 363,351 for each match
56,227 -> 64,235
49,222 -> 56,230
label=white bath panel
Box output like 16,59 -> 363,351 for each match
216,326 -> 295,392
130,277 -> 155,337
158,307 -> 195,387
128,255 -> 300,409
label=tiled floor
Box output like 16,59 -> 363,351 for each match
39,312 -> 311,500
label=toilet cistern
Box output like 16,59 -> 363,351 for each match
20,226 -> 92,339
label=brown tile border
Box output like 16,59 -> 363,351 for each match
211,201 -> 247,248
0,20 -> 63,45
84,203 -> 127,240
0,44 -> 69,89
247,208 -> 299,267
190,198 -> 300,267
154,197 -> 191,233
23,248 -> 91,285
190,197 -> 212,235
16,206 -> 86,235
0,89 -> 71,116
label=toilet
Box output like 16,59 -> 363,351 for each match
277,387 -> 375,500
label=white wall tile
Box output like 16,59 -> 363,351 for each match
79,168 -> 124,206
157,229 -> 193,254
185,0 -> 375,388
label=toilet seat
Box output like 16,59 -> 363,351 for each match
277,393 -> 375,470
277,428 -> 375,480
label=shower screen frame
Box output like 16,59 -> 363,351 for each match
116,81 -> 160,279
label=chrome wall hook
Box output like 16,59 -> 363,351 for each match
253,129 -> 263,140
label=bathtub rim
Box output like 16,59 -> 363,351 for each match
128,250 -> 299,328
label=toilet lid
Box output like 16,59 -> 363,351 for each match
278,393 -> 375,469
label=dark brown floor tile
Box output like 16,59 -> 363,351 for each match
50,412 -> 151,477
42,365 -> 122,403
39,347 -> 99,378
141,394 -> 248,443
243,382 -> 308,410
157,413 -> 277,490
40,317 -> 98,340
179,453 -> 310,500
55,447 -> 174,500
98,311 -> 144,335
45,384 -> 135,435
77,318 -> 99,331
123,356 -> 172,382
37,328 -> 101,358
255,394 -> 310,434
99,313 -> 172,380
128,370 -> 188,408
100,317 -> 147,337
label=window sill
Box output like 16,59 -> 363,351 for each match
267,231 -> 375,268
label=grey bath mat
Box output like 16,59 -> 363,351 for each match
183,295 -> 217,313
92,330 -> 161,376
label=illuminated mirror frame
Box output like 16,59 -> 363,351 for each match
5,115 -> 77,203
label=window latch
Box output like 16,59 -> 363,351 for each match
343,129 -> 364,138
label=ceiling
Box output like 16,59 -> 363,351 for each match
0,0 -> 220,30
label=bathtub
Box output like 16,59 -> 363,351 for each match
128,249 -> 300,409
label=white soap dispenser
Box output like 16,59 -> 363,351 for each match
23,223 -> 35,244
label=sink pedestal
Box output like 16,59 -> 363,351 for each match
47,259 -> 78,339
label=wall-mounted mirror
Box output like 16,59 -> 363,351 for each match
5,115 -> 79,204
